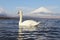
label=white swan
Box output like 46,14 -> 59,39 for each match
18,10 -> 40,31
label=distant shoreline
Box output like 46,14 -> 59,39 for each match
0,16 -> 60,20
0,16 -> 18,19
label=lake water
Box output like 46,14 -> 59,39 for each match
0,18 -> 60,40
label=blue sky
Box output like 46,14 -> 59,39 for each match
0,0 -> 60,17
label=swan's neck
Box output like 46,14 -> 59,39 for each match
20,11 -> 23,23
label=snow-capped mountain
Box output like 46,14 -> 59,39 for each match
31,7 -> 52,13
27,7 -> 52,16
25,7 -> 60,18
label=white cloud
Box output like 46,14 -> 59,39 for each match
0,8 -> 4,13
0,7 -> 7,13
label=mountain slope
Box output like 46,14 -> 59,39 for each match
31,7 -> 52,13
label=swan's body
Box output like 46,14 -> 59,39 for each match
19,20 -> 40,26
18,10 -> 40,31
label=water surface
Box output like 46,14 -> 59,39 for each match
0,18 -> 60,40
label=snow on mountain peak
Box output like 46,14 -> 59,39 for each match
31,7 -> 52,13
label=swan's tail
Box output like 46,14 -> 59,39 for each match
34,22 -> 40,26
37,22 -> 40,25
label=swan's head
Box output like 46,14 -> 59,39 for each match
18,10 -> 23,16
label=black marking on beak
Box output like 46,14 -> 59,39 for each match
18,11 -> 19,14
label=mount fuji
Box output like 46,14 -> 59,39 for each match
25,7 -> 60,18
31,7 -> 52,13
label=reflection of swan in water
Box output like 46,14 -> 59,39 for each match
18,10 -> 40,31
